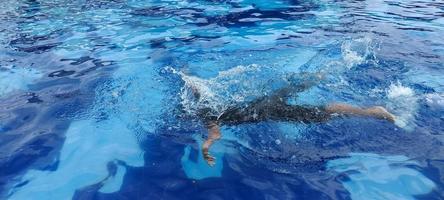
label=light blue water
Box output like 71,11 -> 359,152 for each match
0,0 -> 443,199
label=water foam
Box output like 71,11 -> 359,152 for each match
425,93 -> 444,108
341,36 -> 377,69
341,42 -> 365,68
176,64 -> 297,118
386,82 -> 418,129
387,83 -> 415,99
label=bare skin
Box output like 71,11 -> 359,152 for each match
202,103 -> 395,166
326,103 -> 395,122
202,121 -> 221,167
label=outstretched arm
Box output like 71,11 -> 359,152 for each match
202,121 -> 221,167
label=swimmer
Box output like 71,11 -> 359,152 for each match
187,74 -> 395,166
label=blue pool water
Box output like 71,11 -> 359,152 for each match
0,0 -> 443,199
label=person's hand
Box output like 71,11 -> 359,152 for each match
203,148 -> 216,167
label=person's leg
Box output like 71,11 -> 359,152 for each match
326,103 -> 395,122
266,102 -> 395,123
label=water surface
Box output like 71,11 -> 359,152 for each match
0,0 -> 443,199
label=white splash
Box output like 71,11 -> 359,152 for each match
341,36 -> 376,69
341,42 -> 365,68
425,93 -> 444,108
387,83 -> 415,99
176,64 -> 294,117
386,82 -> 417,129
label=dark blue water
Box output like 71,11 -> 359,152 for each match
1,0 -> 443,199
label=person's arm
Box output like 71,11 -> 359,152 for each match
202,121 -> 221,167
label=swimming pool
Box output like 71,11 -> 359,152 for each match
0,0 -> 443,199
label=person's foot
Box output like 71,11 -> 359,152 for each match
366,106 -> 395,122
